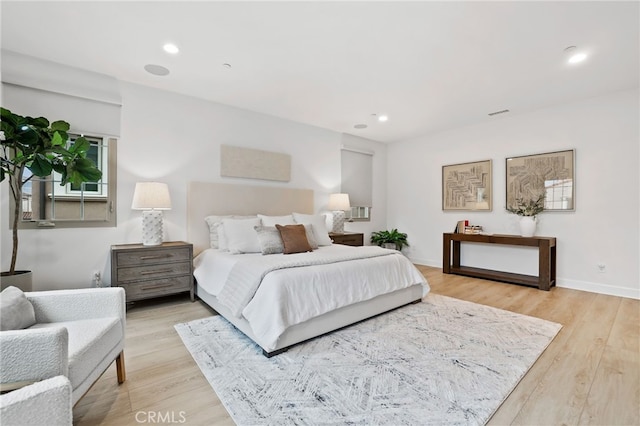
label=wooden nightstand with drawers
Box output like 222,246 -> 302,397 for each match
110,241 -> 194,303
329,232 -> 364,247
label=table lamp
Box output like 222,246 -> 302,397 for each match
328,193 -> 351,233
131,182 -> 172,246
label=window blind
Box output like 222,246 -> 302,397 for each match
341,147 -> 373,207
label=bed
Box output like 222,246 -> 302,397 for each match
187,181 -> 429,357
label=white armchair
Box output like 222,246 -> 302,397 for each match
0,287 -> 126,405
0,376 -> 73,426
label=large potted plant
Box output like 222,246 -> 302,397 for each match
506,193 -> 545,237
1,107 -> 102,290
370,228 -> 409,251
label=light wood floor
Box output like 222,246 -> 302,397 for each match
74,267 -> 639,425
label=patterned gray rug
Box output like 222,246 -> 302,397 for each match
175,294 -> 561,425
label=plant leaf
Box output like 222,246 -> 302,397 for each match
50,120 -> 70,132
28,153 -> 53,177
69,137 -> 90,155
51,131 -> 65,147
27,116 -> 49,129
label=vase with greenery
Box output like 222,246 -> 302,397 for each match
1,107 -> 102,281
506,193 -> 545,237
370,228 -> 409,251
506,193 -> 545,217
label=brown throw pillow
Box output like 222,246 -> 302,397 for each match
276,224 -> 313,254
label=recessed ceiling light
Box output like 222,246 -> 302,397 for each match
354,124 -> 368,129
144,64 -> 170,76
377,115 -> 389,122
163,43 -> 179,54
564,46 -> 587,64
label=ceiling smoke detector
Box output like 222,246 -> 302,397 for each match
144,64 -> 170,76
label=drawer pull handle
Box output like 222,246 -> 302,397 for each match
140,283 -> 175,291
140,269 -> 174,275
139,254 -> 172,260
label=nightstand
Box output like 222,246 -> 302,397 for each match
329,232 -> 364,247
110,241 -> 194,303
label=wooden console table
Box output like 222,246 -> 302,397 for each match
443,233 -> 556,290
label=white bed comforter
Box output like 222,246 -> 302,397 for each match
194,245 -> 429,350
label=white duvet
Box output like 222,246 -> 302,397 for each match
194,245 -> 429,350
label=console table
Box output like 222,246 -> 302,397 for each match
443,233 -> 556,290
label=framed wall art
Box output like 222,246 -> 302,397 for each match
505,149 -> 575,212
442,159 -> 492,211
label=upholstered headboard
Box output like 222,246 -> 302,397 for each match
187,181 -> 314,255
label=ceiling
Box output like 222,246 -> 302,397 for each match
1,1 -> 638,143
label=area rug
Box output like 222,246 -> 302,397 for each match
175,294 -> 561,425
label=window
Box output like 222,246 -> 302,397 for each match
59,135 -> 109,197
17,135 -> 117,228
341,147 -> 373,221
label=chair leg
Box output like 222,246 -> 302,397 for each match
115,351 -> 126,384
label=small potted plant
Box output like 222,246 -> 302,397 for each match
1,107 -> 102,290
506,193 -> 545,237
370,229 -> 409,251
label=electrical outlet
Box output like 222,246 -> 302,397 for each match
597,263 -> 606,273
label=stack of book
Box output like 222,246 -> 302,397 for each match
464,225 -> 483,234
455,220 -> 483,234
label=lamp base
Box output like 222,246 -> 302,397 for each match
141,210 -> 164,246
331,210 -> 346,233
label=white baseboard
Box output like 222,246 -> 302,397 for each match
409,257 -> 639,300
557,279 -> 639,300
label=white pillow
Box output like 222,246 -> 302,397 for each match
0,286 -> 36,331
303,224 -> 319,249
254,225 -> 284,255
292,212 -> 332,246
205,215 -> 255,249
257,214 -> 296,226
222,217 -> 262,254
217,223 -> 228,251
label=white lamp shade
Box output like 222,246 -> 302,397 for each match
328,193 -> 351,211
131,182 -> 172,210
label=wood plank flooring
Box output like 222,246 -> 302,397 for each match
73,266 -> 639,425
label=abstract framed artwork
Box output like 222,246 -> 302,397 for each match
442,159 -> 492,211
506,149 -> 575,212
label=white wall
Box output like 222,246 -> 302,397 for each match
1,81 -> 387,290
387,89 -> 639,299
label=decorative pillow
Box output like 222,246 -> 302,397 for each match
276,224 -> 313,254
0,286 -> 36,331
257,214 -> 296,226
205,215 -> 255,249
292,212 -> 332,246
222,217 -> 262,254
254,225 -> 284,255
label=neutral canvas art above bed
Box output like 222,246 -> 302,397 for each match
220,144 -> 291,182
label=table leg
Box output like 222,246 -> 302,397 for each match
443,234 -> 451,273
538,240 -> 551,290
452,240 -> 461,269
